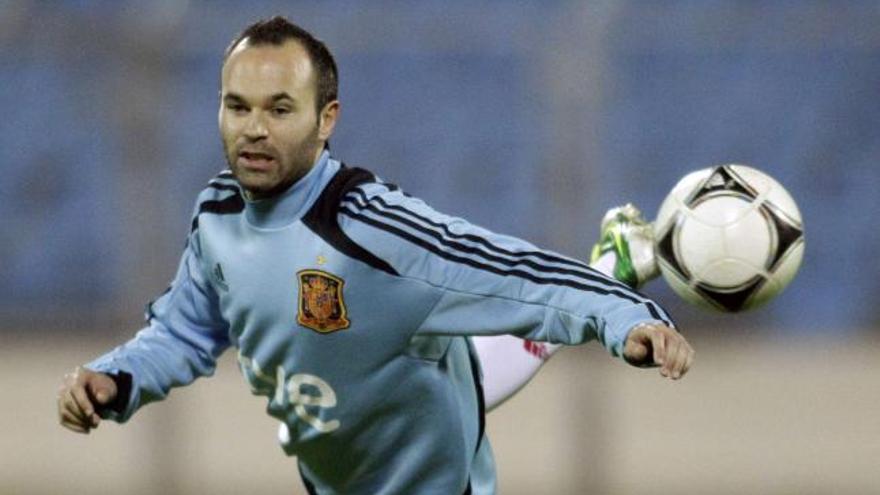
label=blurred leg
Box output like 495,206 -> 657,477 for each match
476,204 -> 657,412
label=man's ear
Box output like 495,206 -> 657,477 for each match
318,100 -> 340,141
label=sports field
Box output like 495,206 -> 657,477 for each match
7,332 -> 879,494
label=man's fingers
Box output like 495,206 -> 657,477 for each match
64,389 -> 90,423
64,387 -> 101,428
680,342 -> 695,377
661,338 -> 680,377
664,336 -> 694,380
70,386 -> 99,427
678,340 -> 693,377
668,339 -> 688,379
60,369 -> 88,421
61,420 -> 90,434
650,329 -> 667,368
59,407 -> 90,434
60,406 -> 85,427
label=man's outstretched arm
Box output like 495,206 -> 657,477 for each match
57,205 -> 231,431
474,203 -> 691,410
340,181 -> 685,364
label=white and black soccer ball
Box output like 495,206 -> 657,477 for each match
654,164 -> 805,312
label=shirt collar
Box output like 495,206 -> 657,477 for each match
243,149 -> 339,229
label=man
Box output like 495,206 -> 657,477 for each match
57,17 -> 693,494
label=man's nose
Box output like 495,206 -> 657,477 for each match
243,111 -> 268,140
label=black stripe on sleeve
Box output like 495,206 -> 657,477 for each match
343,191 -> 638,294
342,188 -> 673,326
348,186 -> 609,277
199,193 -> 245,215
207,182 -> 240,194
190,193 -> 245,232
301,166 -> 399,276
341,205 -> 669,325
344,187 -> 662,308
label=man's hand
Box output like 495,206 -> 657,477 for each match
57,366 -> 117,434
623,323 -> 694,380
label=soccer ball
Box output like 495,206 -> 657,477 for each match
654,164 -> 804,312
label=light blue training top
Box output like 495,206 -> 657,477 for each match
87,150 -> 674,495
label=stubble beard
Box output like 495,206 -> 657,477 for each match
222,129 -> 322,200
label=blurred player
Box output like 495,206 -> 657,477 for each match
475,204 -> 663,410
56,17 -> 693,495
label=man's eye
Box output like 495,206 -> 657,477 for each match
227,104 -> 247,113
272,107 -> 291,116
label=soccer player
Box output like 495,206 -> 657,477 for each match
56,17 -> 694,494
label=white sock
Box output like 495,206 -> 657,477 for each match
473,335 -> 561,412
592,251 -> 617,277
474,258 -> 614,412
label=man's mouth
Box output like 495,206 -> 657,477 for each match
237,151 -> 276,171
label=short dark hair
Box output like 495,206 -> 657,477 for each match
224,16 -> 338,115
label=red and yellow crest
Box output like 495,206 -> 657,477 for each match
297,269 -> 350,333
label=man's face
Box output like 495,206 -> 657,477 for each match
219,40 -> 337,199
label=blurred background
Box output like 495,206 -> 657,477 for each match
2,0 -> 878,493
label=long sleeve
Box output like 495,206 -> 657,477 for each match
338,178 -> 674,358
86,229 -> 230,422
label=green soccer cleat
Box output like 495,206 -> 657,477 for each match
589,203 -> 659,289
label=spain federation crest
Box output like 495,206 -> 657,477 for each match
297,269 -> 350,333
